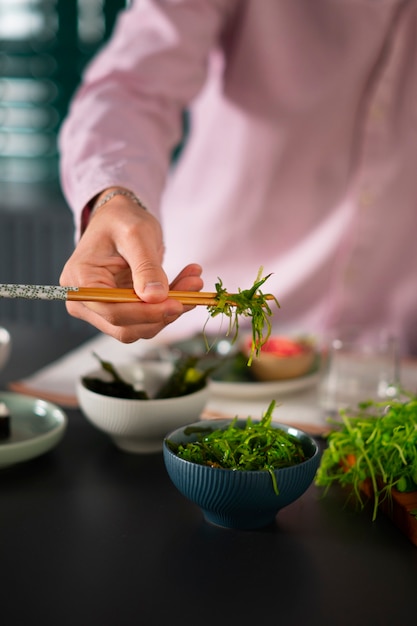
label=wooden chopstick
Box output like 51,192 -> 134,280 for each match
67,288 -> 219,306
67,288 -> 274,307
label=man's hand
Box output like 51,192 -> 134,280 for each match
60,194 -> 203,342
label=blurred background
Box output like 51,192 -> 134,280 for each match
0,0 -> 126,332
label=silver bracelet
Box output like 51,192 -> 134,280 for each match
91,189 -> 148,215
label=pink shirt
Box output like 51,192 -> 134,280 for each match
59,0 -> 417,354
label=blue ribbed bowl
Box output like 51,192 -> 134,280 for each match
163,419 -> 321,530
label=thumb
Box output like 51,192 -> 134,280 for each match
124,235 -> 169,304
114,207 -> 171,303
135,264 -> 170,303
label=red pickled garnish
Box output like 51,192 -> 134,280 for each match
249,336 -> 307,356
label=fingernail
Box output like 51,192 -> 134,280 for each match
143,281 -> 165,293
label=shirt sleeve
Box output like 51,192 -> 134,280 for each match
58,0 -> 238,237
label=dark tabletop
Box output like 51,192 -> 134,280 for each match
0,323 -> 416,626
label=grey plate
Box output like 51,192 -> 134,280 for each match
0,392 -> 67,468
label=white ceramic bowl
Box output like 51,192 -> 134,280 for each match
0,326 -> 11,371
76,361 -> 210,454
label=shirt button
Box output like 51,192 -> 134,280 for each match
358,188 -> 374,208
343,263 -> 357,285
370,103 -> 385,121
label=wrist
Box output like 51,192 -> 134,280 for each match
90,187 -> 148,217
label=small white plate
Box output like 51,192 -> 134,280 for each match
0,392 -> 67,468
209,369 -> 321,399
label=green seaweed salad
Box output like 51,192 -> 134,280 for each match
166,400 -> 307,495
315,391 -> 417,520
205,266 -> 279,365
82,352 -> 215,400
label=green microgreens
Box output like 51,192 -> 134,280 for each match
315,392 -> 417,520
167,400 -> 307,495
204,267 -> 280,365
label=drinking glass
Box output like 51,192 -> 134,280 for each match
318,332 -> 400,420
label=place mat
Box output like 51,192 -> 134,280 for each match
8,332 -> 417,438
6,331 -> 330,435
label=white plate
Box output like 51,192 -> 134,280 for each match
209,369 -> 321,399
0,392 -> 68,468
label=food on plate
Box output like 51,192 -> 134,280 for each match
247,335 -> 316,381
82,353 -> 213,400
82,353 -> 149,399
205,267 -> 279,365
255,336 -> 311,356
0,401 -> 10,439
315,391 -> 417,520
166,400 -> 307,494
